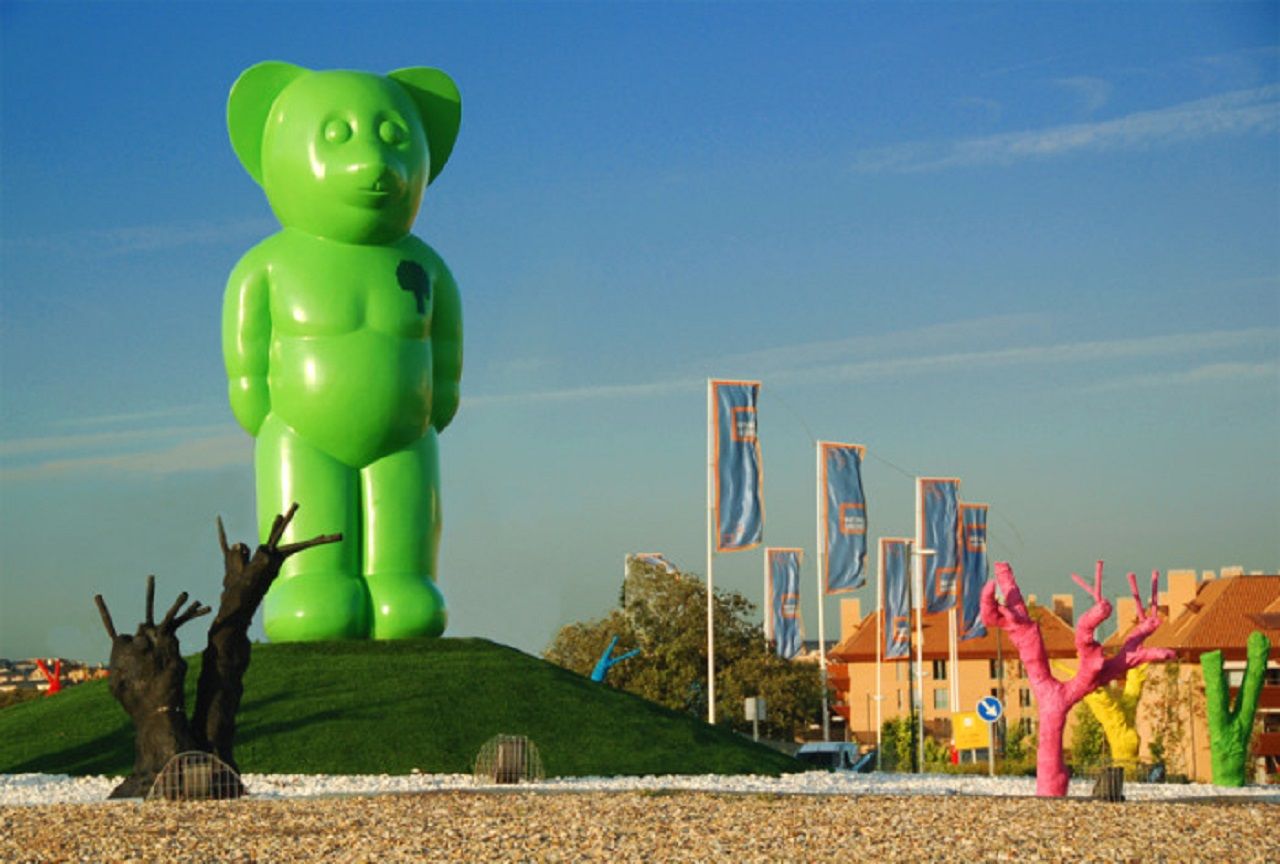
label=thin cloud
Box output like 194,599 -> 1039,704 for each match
52,403 -> 221,429
1083,362 -> 1279,393
1,429 -> 248,481
468,376 -> 705,408
4,218 -> 275,256
1054,76 -> 1112,115
853,84 -> 1280,173
784,327 -> 1278,384
0,423 -> 233,458
466,326 -> 1278,407
712,313 -> 1048,373
955,96 -> 1003,123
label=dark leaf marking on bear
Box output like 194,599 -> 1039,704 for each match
397,260 -> 431,315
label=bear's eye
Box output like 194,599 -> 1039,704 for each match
379,120 -> 407,146
324,119 -> 352,144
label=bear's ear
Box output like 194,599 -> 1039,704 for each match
227,61 -> 309,185
388,67 -> 461,185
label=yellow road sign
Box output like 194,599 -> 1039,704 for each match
952,711 -> 986,751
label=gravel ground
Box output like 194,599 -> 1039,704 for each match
3,790 -> 1278,863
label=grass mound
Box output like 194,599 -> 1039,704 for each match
0,638 -> 800,778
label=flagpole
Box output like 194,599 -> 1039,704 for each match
875,537 -> 884,771
706,380 -> 717,725
763,551 -> 771,645
948,605 -> 959,715
816,441 -> 830,742
949,503 -> 961,715
913,477 -> 926,773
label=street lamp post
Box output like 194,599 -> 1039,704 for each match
910,544 -> 935,774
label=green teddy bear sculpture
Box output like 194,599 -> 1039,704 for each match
222,62 -> 463,642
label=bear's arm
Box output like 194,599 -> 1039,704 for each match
430,259 -> 463,433
222,251 -> 272,436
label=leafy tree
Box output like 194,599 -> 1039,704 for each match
1005,718 -> 1036,763
544,558 -> 823,738
924,732 -> 950,766
1070,702 -> 1107,769
1146,662 -> 1188,775
878,715 -> 917,771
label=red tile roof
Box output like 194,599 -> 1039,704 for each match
1250,594 -> 1280,632
1111,575 -> 1280,661
829,603 -> 1078,663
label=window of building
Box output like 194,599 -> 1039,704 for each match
1263,713 -> 1280,734
989,659 -> 1000,680
1227,669 -> 1245,688
1264,668 -> 1280,687
990,687 -> 999,700
933,688 -> 949,711
895,661 -> 906,682
1019,688 -> 1032,708
1016,661 -> 1026,679
896,690 -> 903,710
932,660 -> 948,681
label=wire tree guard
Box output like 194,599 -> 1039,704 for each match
473,735 -> 545,784
146,751 -> 244,802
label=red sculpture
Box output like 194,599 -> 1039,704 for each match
980,560 -> 1174,796
35,659 -> 62,696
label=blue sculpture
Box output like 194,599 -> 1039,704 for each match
590,635 -> 640,683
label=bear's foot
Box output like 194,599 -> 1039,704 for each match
365,573 -> 446,639
263,571 -> 370,642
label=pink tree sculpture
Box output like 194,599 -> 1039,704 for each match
980,560 -> 1175,796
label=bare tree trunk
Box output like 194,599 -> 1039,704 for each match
192,506 -> 339,770
95,577 -> 210,799
95,505 -> 339,798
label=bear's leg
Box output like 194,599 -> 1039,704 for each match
361,428 -> 446,639
257,415 -> 370,641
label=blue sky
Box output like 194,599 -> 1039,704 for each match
2,2 -> 1277,664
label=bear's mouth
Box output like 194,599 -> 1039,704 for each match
347,187 -> 396,207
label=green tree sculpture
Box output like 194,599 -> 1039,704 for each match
1200,631 -> 1271,787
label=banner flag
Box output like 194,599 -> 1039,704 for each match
882,538 -> 911,660
767,548 -> 803,660
919,477 -> 961,613
958,504 -> 989,641
712,380 -> 764,552
821,442 -> 868,594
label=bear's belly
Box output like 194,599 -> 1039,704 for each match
269,331 -> 432,468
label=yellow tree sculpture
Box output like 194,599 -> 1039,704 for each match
1055,659 -> 1149,770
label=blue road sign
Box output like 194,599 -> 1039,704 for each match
977,696 -> 1003,723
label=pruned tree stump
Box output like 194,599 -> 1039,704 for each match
1091,766 -> 1125,802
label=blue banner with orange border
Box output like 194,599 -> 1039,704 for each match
768,547 -> 803,660
882,538 -> 911,660
821,442 -> 867,593
712,380 -> 764,552
958,503 -> 989,641
920,477 -> 961,613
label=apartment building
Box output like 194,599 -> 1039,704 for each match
828,596 -> 1083,746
